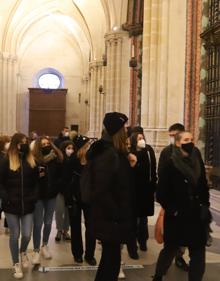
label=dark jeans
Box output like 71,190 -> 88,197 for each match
68,203 -> 96,259
95,241 -> 121,281
127,217 -> 149,253
155,244 -> 206,281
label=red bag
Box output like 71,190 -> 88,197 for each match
154,208 -> 164,244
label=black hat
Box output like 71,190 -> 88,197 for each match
73,135 -> 90,150
103,112 -> 128,136
131,126 -> 144,134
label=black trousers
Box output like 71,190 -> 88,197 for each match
95,241 -> 121,281
127,217 -> 149,253
68,203 -> 96,259
155,244 -> 206,281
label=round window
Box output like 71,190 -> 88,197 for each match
38,73 -> 61,89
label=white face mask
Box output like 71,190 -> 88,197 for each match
137,139 -> 146,149
66,148 -> 74,157
64,132 -> 69,137
4,142 -> 10,151
169,136 -> 175,145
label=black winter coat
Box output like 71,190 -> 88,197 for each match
132,145 -> 157,217
62,154 -> 83,207
87,138 -> 136,243
0,156 -> 38,215
37,159 -> 62,199
157,152 -> 210,248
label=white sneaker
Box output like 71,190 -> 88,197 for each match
118,266 -> 126,279
20,252 -> 29,269
32,251 -> 40,265
41,245 -> 52,259
13,263 -> 23,279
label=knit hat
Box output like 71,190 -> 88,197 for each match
131,126 -> 144,134
103,112 -> 128,136
73,135 -> 90,150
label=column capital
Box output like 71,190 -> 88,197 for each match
104,30 -> 128,43
81,75 -> 89,82
1,52 -> 17,62
89,60 -> 103,70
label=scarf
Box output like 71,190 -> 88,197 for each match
43,150 -> 57,164
171,146 -> 201,187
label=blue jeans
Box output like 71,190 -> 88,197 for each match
5,213 -> 33,264
33,198 -> 56,250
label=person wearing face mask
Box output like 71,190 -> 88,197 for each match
31,137 -> 63,264
63,135 -> 97,266
0,133 -> 38,279
54,141 -> 74,242
157,123 -> 190,271
0,135 -> 11,229
158,123 -> 185,175
152,131 -> 211,281
126,130 -> 157,259
54,126 -> 70,148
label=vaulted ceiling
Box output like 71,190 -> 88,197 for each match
0,0 -> 128,71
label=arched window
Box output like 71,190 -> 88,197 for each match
33,68 -> 64,89
38,73 -> 61,89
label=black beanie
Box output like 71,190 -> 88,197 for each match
131,126 -> 144,134
103,112 -> 128,136
73,135 -> 89,150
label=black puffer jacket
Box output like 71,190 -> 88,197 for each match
87,137 -> 136,243
0,156 -> 38,215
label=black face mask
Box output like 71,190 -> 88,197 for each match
181,142 -> 194,155
19,143 -> 29,155
41,146 -> 52,156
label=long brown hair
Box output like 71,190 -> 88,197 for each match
112,126 -> 128,153
32,136 -> 63,163
7,133 -> 36,171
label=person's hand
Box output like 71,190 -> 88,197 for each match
39,166 -> 46,178
128,153 -> 137,167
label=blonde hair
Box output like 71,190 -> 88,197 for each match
77,142 -> 89,164
8,133 -> 36,171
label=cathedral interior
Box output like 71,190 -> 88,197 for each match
0,0 -> 220,280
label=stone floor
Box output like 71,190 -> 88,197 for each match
0,191 -> 220,281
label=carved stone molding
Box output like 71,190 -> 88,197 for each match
104,31 -> 128,44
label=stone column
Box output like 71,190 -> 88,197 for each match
0,52 -> 17,135
141,0 -> 187,154
0,52 -> 3,132
104,31 -> 130,116
87,60 -> 104,138
80,75 -> 89,134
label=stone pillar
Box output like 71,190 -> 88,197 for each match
141,0 -> 187,154
0,52 -> 3,132
104,31 -> 130,116
0,52 -> 17,135
80,75 -> 89,134
87,61 -> 104,138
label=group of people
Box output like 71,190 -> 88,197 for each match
0,112 -> 211,281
